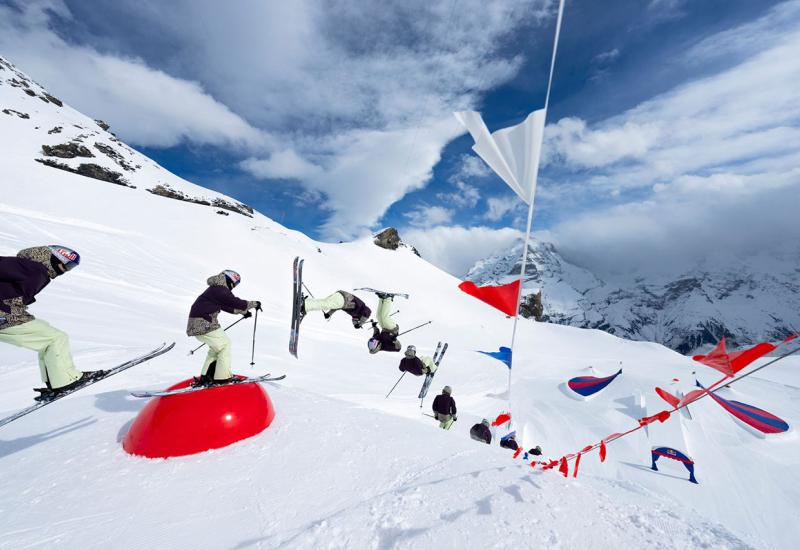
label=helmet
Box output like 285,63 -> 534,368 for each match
222,269 -> 241,288
48,245 -> 80,274
368,338 -> 381,354
443,385 -> 452,395
481,419 -> 490,426
404,345 -> 416,358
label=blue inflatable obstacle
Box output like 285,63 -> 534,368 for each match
567,368 -> 623,398
651,446 -> 698,484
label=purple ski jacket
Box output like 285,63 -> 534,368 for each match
399,356 -> 425,376
186,273 -> 256,336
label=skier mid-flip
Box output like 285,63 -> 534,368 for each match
301,290 -> 371,329
398,345 -> 436,376
367,291 -> 402,354
0,246 -> 105,400
186,270 -> 260,385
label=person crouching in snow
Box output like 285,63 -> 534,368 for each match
398,345 -> 435,376
367,292 -> 401,354
432,386 -> 457,430
470,419 -> 492,444
302,290 -> 371,329
0,245 -> 105,400
186,270 -> 260,385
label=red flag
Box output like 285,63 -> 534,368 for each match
492,413 -> 511,427
692,337 -> 734,376
580,445 -> 593,453
558,456 -> 569,477
530,460 -> 538,469
458,280 -> 521,317
513,448 -> 522,459
573,453 -> 582,477
680,389 -> 706,407
655,387 -> 680,408
599,440 -> 607,462
638,410 -> 671,426
693,337 -> 789,377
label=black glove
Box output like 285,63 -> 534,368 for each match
255,301 -> 262,311
242,311 -> 253,319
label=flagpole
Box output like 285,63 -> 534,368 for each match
507,0 -> 565,413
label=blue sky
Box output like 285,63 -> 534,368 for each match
1,0 -> 798,277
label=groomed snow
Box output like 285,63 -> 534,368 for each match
2,60 -> 799,549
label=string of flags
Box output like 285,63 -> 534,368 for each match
486,335 -> 798,480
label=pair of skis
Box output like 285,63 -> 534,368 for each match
0,342 -> 175,429
130,373 -> 286,398
419,341 -> 448,406
289,256 -> 305,357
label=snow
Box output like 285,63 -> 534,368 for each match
2,57 -> 799,549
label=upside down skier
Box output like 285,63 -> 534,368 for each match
301,290 -> 371,328
186,270 -> 260,385
0,246 -> 105,400
367,292 -> 401,354
398,345 -> 436,376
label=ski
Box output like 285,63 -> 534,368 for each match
353,287 -> 409,299
130,373 -> 286,398
289,257 -> 304,357
0,342 -> 175,429
419,342 -> 447,402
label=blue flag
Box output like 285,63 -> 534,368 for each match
477,346 -> 513,369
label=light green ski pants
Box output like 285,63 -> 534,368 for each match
304,292 -> 345,313
196,328 -> 232,380
377,297 -> 397,332
0,319 -> 82,388
437,414 -> 454,430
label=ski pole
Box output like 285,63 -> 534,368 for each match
188,315 -> 249,355
385,372 -> 406,398
250,308 -> 259,366
398,320 -> 432,337
390,310 -> 399,317
302,283 -> 315,297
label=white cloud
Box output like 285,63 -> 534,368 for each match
403,225 -> 522,277
592,48 -> 620,65
0,2 -> 268,149
1,0 -> 552,239
544,1 -> 800,278
485,195 -> 523,221
451,154 -> 493,181
403,205 -> 454,228
240,150 -> 322,180
437,180 -> 481,209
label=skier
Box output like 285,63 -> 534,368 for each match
186,270 -> 260,384
0,246 -> 103,400
432,385 -> 457,430
499,433 -> 519,451
367,292 -> 401,353
398,345 -> 436,376
302,290 -> 371,328
470,419 -> 492,444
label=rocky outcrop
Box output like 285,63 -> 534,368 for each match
2,108 -> 29,119
374,228 -> 401,250
35,159 -> 134,188
94,143 -> 134,171
147,184 -> 254,218
41,143 -> 94,158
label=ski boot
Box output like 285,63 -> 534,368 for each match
33,370 -> 107,401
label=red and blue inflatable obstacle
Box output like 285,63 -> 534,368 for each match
651,446 -> 698,484
123,376 -> 275,458
568,368 -> 623,398
698,381 -> 789,436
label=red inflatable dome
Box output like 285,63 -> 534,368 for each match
123,376 -> 275,458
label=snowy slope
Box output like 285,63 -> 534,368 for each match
2,58 -> 799,549
466,239 -> 800,354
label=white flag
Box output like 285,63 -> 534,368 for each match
454,109 -> 546,205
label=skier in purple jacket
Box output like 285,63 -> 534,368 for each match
186,270 -> 260,384
0,245 -> 103,400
